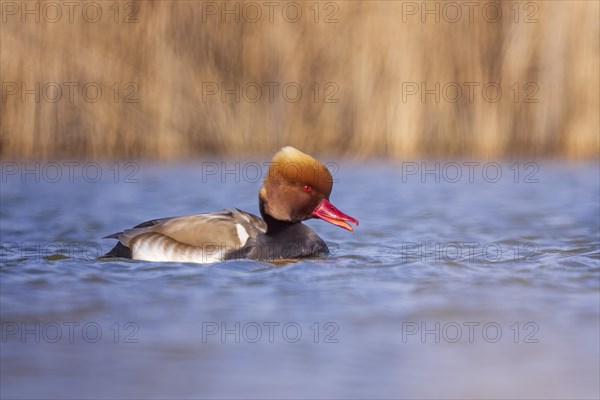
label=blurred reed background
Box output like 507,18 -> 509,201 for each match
1,0 -> 598,160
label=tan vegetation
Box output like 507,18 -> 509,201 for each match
1,1 -> 598,160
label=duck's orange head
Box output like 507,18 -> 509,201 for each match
259,146 -> 358,231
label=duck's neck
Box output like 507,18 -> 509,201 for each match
259,196 -> 300,235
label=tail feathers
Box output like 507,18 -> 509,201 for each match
99,241 -> 132,259
103,232 -> 122,239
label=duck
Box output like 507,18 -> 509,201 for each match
102,146 -> 358,263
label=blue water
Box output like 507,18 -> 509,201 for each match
1,160 -> 599,399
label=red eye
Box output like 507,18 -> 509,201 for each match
303,185 -> 312,192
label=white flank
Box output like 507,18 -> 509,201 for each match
132,235 -> 224,264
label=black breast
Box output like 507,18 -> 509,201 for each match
225,222 -> 329,261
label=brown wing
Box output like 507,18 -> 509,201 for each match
111,209 -> 265,263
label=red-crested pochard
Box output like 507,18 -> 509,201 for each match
102,146 -> 358,263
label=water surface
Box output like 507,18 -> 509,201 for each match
1,161 -> 599,399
